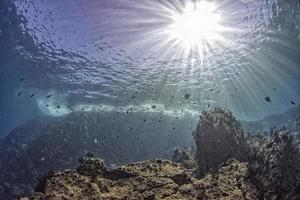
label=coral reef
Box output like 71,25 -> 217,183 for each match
198,159 -> 259,199
0,111 -> 193,199
26,157 -> 258,200
6,108 -> 300,199
194,108 -> 249,176
248,129 -> 300,200
23,108 -> 300,200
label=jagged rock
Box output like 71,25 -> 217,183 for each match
24,109 -> 300,200
29,159 -> 197,200
77,157 -> 107,178
248,129 -> 300,200
196,159 -> 259,199
194,108 -> 249,176
28,157 -> 259,200
0,111 -> 193,199
3,107 -> 300,199
172,147 -> 196,169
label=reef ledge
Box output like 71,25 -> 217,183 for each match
22,108 -> 300,200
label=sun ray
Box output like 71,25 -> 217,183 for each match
164,0 -> 230,60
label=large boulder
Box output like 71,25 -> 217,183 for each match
194,108 -> 249,176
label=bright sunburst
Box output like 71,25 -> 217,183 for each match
114,0 -> 235,62
166,1 -> 228,59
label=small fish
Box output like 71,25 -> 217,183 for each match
67,105 -> 74,111
291,101 -> 296,105
208,104 -> 211,108
46,95 -> 52,98
152,105 -> 156,109
56,105 -> 60,109
45,104 -> 49,107
17,92 -> 22,96
19,78 -> 25,82
265,97 -> 272,102
30,93 -> 35,98
184,93 -> 191,100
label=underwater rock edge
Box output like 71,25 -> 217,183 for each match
23,108 -> 300,200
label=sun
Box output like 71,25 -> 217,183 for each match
167,1 -> 227,57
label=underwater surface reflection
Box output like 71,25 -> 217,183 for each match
0,0 -> 300,199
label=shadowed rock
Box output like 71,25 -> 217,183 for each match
194,108 -> 249,176
172,147 -> 196,169
248,129 -> 300,200
22,109 -> 300,200
26,158 -> 259,200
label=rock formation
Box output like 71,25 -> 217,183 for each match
11,108 -> 300,199
172,147 -> 196,169
194,108 -> 249,176
24,157 -> 258,200
0,111 -> 193,199
248,129 -> 300,200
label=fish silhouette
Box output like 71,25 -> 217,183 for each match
265,97 -> 271,102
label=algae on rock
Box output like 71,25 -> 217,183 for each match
194,108 -> 249,176
24,109 -> 300,200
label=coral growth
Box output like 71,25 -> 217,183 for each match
15,108 -> 300,199
0,111 -> 193,199
26,157 -> 259,200
248,129 -> 300,200
194,108 -> 249,176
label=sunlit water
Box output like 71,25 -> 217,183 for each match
0,0 -> 300,136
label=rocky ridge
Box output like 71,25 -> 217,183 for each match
24,108 -> 300,200
27,157 -> 258,200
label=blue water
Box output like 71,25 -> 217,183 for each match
0,0 -> 300,136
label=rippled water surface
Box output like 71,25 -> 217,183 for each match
0,0 -> 300,135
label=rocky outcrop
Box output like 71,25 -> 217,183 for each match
248,129 -> 300,200
172,147 -> 196,169
7,109 -> 300,199
26,157 -> 258,200
0,111 -> 193,199
194,108 -> 249,176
